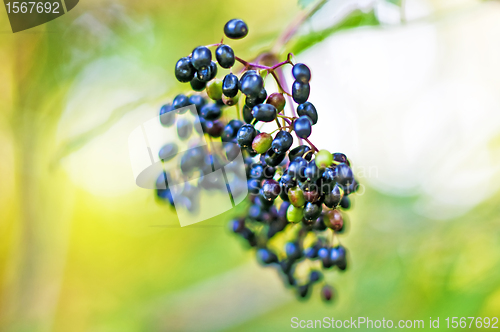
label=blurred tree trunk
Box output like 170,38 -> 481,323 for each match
0,30 -> 75,331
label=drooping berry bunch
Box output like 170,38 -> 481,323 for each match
158,18 -> 359,302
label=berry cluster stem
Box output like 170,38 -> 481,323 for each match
304,138 -> 318,152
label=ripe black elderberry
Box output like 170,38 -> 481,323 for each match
240,73 -> 264,96
224,19 -> 249,39
252,104 -> 277,122
292,81 -> 310,104
293,116 -> 312,139
196,61 -> 217,82
200,103 -> 221,120
289,145 -> 312,162
236,124 -> 257,148
159,104 -> 175,127
215,44 -> 235,69
292,63 -> 311,83
190,77 -> 206,91
262,179 -> 280,201
191,46 -> 212,70
172,94 -> 190,112
222,73 -> 239,98
264,149 -> 286,167
245,88 -> 267,108
297,102 -> 318,125
175,57 -> 195,83
159,143 -> 178,161
271,130 -> 293,155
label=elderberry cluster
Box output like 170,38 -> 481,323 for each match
156,94 -> 248,211
156,18 -> 359,302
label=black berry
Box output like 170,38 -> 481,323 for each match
294,116 -> 312,138
175,57 -> 195,83
297,102 -> 318,125
215,44 -> 235,69
224,19 -> 249,39
292,81 -> 310,104
191,46 -> 212,70
292,63 -> 311,83
222,73 -> 239,98
252,104 -> 277,122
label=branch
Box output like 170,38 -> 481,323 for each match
272,0 -> 329,54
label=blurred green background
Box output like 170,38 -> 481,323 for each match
0,0 -> 500,331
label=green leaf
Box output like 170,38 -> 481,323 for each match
289,8 -> 380,55
386,0 -> 402,5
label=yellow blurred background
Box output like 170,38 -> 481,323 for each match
1,0 -> 500,331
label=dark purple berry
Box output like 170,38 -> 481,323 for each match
332,152 -> 349,166
243,105 -> 254,124
309,270 -> 322,283
190,77 -> 206,91
271,130 -> 293,155
335,163 -> 354,187
191,46 -> 212,70
257,248 -> 278,264
221,119 -> 244,142
303,202 -> 322,221
172,94 -> 190,113
200,103 -> 222,120
196,61 -> 217,82
266,92 -> 286,111
262,179 -> 280,201
215,44 -> 235,68
304,160 -> 321,182
292,81 -> 310,104
245,88 -> 267,107
264,149 -> 286,167
159,143 -> 178,161
252,103 -> 277,122
222,73 -> 239,98
288,157 -> 307,181
188,95 -> 206,113
321,285 -> 334,301
176,118 -> 192,140
205,120 -> 224,137
324,184 -> 343,209
297,102 -> 318,125
292,63 -> 311,83
289,145 -> 312,162
240,73 -> 264,96
224,19 -> 249,39
297,284 -> 310,298
339,196 -> 351,209
230,219 -> 245,233
294,115 -> 312,138
236,124 -> 257,148
159,104 -> 175,127
175,57 -> 195,82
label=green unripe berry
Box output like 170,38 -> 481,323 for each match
286,204 -> 303,223
266,92 -> 286,112
288,186 -> 305,207
252,132 -> 272,154
206,79 -> 223,100
315,149 -> 333,169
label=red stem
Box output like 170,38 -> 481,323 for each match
304,138 -> 319,152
